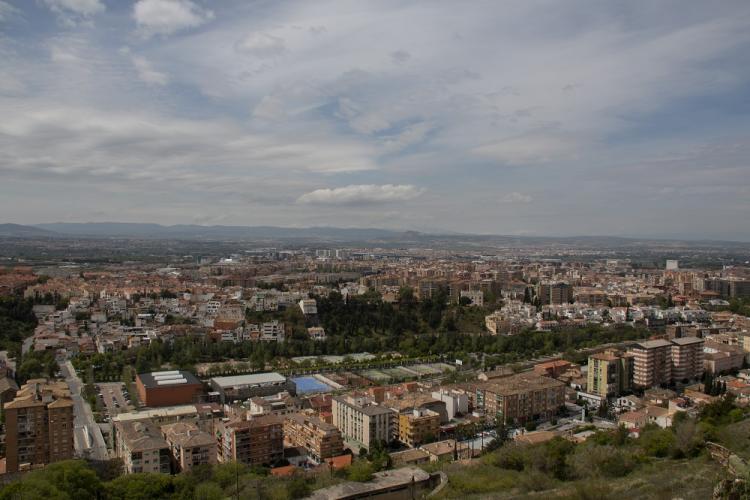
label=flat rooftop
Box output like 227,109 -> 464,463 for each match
671,336 -> 704,346
138,370 -> 201,389
211,372 -> 286,388
307,466 -> 431,500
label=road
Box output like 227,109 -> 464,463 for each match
59,359 -> 109,461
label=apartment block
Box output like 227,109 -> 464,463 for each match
475,372 -> 566,425
161,421 -> 217,472
670,337 -> 704,382
630,339 -> 673,388
398,409 -> 440,448
217,415 -> 284,466
114,419 -> 171,474
587,350 -> 634,398
283,412 -> 343,463
3,379 -> 74,473
537,281 -> 572,305
332,395 -> 395,451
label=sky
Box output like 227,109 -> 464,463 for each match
1,0 -> 750,240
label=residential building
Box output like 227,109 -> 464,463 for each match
475,372 -> 566,425
3,379 -> 75,473
398,408 -> 440,447
307,327 -> 326,341
283,413 -> 343,463
537,281 -> 572,305
161,421 -> 217,472
704,341 -> 745,374
431,389 -> 469,420
630,339 -> 673,388
459,290 -> 484,307
670,337 -> 705,382
217,415 -> 284,466
587,350 -> 634,398
114,419 -> 171,474
299,299 -> 318,315
332,395 -> 395,451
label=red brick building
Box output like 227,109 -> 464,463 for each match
136,371 -> 203,407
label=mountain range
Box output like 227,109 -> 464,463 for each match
0,222 -> 747,248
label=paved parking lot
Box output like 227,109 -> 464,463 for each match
96,382 -> 135,420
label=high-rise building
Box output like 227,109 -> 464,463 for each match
3,379 -> 74,473
665,260 -> 679,270
670,337 -> 704,382
537,281 -> 573,305
332,395 -> 395,451
630,339 -> 672,388
587,350 -> 634,398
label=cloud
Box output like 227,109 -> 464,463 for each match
500,192 -> 533,204
473,133 -> 579,165
390,50 -> 411,64
297,184 -> 425,205
0,1 -> 19,22
42,0 -> 105,25
133,0 -> 214,37
131,55 -> 169,86
235,33 -> 286,58
380,121 -> 433,153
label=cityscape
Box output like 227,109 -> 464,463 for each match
2,1 -> 750,499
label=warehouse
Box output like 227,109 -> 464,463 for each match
136,370 -> 204,408
209,372 -> 291,403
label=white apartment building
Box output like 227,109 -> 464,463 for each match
332,395 -> 395,451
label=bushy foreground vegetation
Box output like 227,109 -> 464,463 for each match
0,460 -> 343,500
430,395 -> 748,499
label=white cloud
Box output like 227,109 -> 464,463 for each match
42,0 -> 105,25
133,0 -> 213,37
500,192 -> 533,204
0,1 -> 19,22
131,55 -> 169,86
473,133 -> 579,166
50,45 -> 80,64
235,33 -> 286,58
297,184 -> 424,205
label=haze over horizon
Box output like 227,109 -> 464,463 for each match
1,0 -> 749,240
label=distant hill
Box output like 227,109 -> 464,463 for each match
0,223 -> 57,237
32,222 -> 405,241
0,222 -> 742,248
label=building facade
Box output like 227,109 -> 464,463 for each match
114,419 -> 171,474
217,415 -> 284,466
398,409 -> 440,448
630,339 -> 673,388
283,413 -> 343,463
587,350 -> 633,398
161,421 -> 217,472
475,373 -> 566,425
3,379 -> 74,473
332,395 -> 395,451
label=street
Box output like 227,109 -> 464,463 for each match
59,359 -> 109,461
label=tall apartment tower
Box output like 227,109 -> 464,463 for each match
671,337 -> 705,382
630,340 -> 673,388
3,379 -> 75,473
587,350 -> 634,397
537,282 -> 573,305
